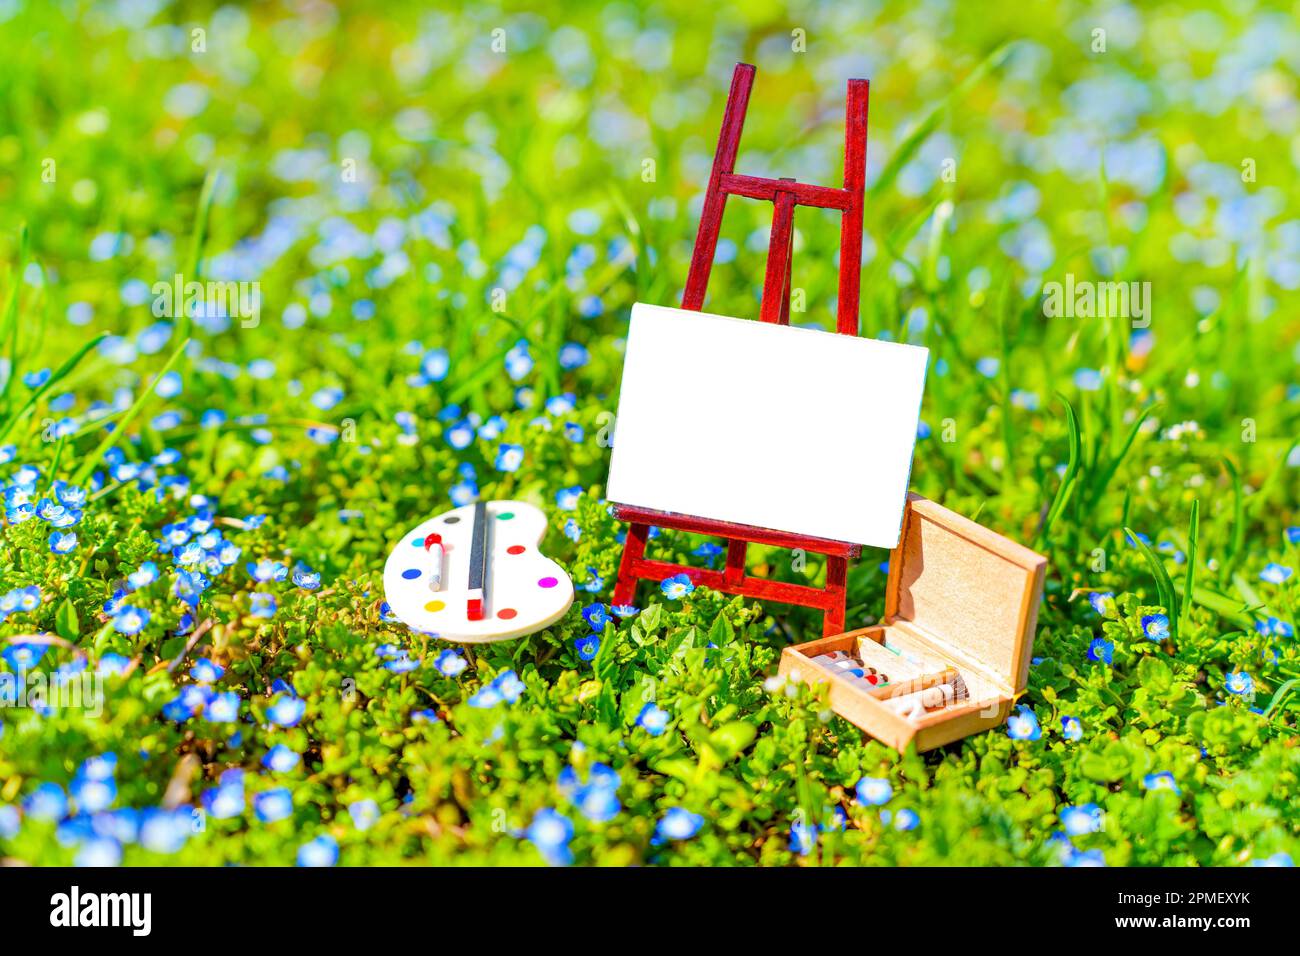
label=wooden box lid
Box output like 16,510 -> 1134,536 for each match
883,494 -> 1047,697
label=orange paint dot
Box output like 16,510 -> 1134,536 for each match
507,545 -> 526,555
424,600 -> 446,612
496,608 -> 517,620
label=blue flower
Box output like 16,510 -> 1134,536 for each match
611,604 -> 639,618
254,788 -> 294,823
581,602 -> 609,631
267,695 -> 306,727
296,834 -> 339,867
893,808 -> 920,831
582,567 -> 604,593
1007,706 -> 1042,741
654,808 -> 703,843
660,573 -> 694,600
250,592 -> 277,619
1286,527 -> 1300,545
563,518 -> 581,542
262,744 -> 301,773
246,559 -> 288,583
385,653 -> 420,673
201,770 -> 245,820
636,702 -> 669,736
70,775 -> 117,814
205,691 -> 240,723
48,531 -> 77,554
1143,771 -> 1180,794
349,799 -> 381,831
190,658 -> 225,683
556,486 -> 582,511
526,808 -> 574,866
789,817 -> 817,856
3,642 -> 48,670
1088,591 -> 1115,617
494,443 -> 525,472
1260,562 -> 1293,584
1225,671 -> 1254,696
0,805 -> 20,839
127,561 -> 159,589
1060,716 -> 1083,741
1256,616 -> 1294,638
291,563 -> 321,590
1087,637 -> 1113,664
24,782 -> 68,821
575,634 -> 600,661
139,808 -> 192,854
112,605 -> 150,636
1141,613 -> 1170,641
435,649 -> 467,676
1060,803 -> 1103,836
855,777 -> 893,806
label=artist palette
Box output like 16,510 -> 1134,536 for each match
779,494 -> 1047,752
382,500 -> 574,643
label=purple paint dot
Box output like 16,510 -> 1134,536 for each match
402,569 -> 421,580
538,577 -> 558,589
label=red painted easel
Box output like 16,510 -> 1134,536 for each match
610,62 -> 869,636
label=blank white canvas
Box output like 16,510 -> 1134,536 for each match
606,303 -> 929,548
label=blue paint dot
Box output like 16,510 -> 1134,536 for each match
412,539 -> 424,548
401,569 -> 421,580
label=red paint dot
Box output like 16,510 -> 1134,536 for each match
497,608 -> 517,620
507,545 -> 526,555
538,577 -> 558,588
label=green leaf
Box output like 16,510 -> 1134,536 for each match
55,599 -> 79,641
708,720 -> 756,759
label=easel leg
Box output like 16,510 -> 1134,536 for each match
823,555 -> 848,636
613,522 -> 649,607
723,539 -> 747,587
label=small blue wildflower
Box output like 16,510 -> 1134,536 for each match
636,702 -> 670,736
1060,803 -> 1104,836
262,744 -> 301,773
556,486 -> 582,511
855,777 -> 893,806
655,807 -> 704,844
1060,716 -> 1083,741
1141,613 -> 1170,641
296,834 -> 339,867
893,808 -> 920,831
112,605 -> 150,636
349,799 -> 381,831
1260,562 -> 1293,584
582,602 -> 609,631
48,531 -> 77,554
1007,706 -> 1042,741
250,592 -> 277,619
526,808 -> 574,866
660,573 -> 694,600
267,695 -> 306,727
494,443 -> 525,472
789,817 -> 817,856
190,658 -> 225,683
254,788 -> 294,823
291,563 -> 321,590
435,649 -> 467,676
575,634 -> 600,662
1143,771 -> 1179,794
1087,637 -> 1113,664
1087,591 -> 1115,617
1225,671 -> 1254,696
205,691 -> 240,723
246,559 -> 288,583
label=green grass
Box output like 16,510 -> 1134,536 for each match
0,0 -> 1297,867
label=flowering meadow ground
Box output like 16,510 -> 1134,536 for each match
0,1 -> 1297,867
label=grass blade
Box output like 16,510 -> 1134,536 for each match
1125,526 -> 1179,640
0,332 -> 107,443
1181,499 -> 1199,634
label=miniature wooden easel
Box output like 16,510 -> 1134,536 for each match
611,63 -> 869,635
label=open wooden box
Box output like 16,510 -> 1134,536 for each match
778,494 -> 1047,752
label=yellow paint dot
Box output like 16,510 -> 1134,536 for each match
424,600 -> 446,612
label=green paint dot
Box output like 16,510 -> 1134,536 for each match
496,512 -> 514,520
